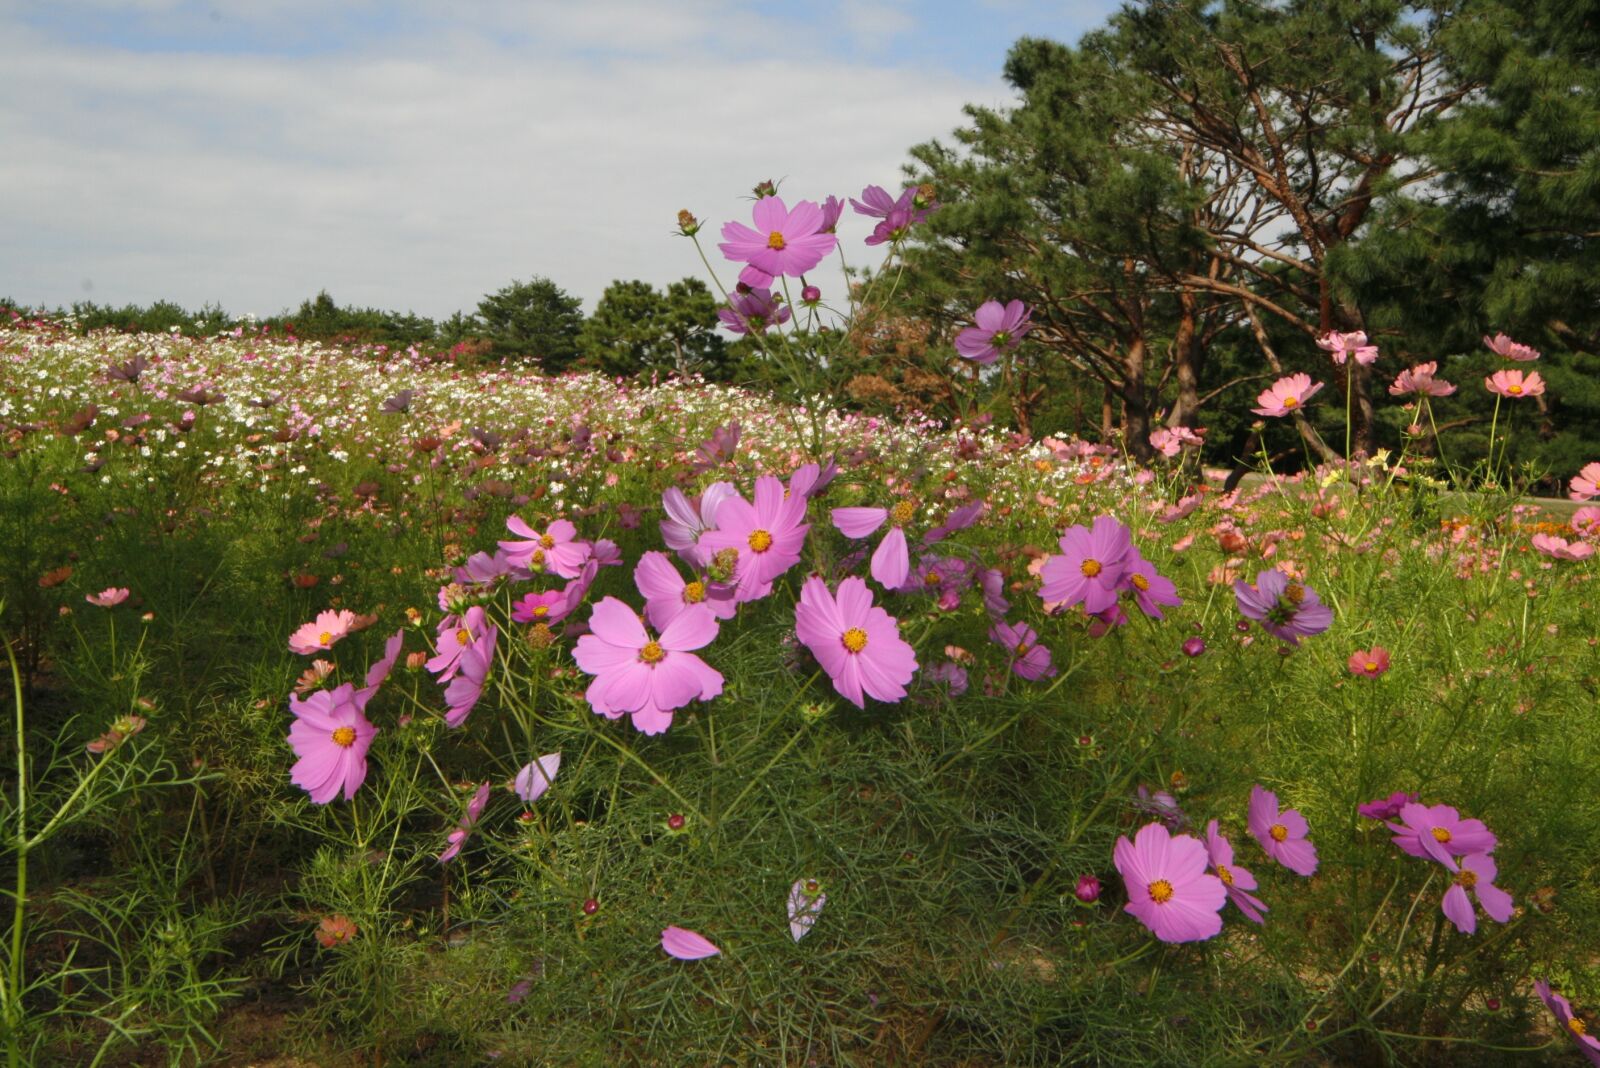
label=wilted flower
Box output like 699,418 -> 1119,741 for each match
787,878 -> 827,941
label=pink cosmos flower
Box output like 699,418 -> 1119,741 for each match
1357,791 -> 1418,821
989,620 -> 1055,680
427,606 -> 490,681
793,576 -> 918,709
513,752 -> 562,803
1569,463 -> 1600,502
717,287 -> 791,335
288,683 -> 380,804
443,625 -> 497,728
1573,507 -> 1600,539
86,587 -> 130,608
697,475 -> 810,603
572,596 -> 724,735
633,550 -> 734,630
1204,820 -> 1267,924
832,500 -> 925,589
438,782 -> 492,864
289,609 -> 359,655
1484,333 -> 1540,361
661,925 -> 720,960
1113,822 -> 1226,944
1252,373 -> 1324,417
1234,569 -> 1333,645
1532,533 -> 1595,561
787,878 -> 826,942
1439,852 -> 1514,934
1485,368 -> 1544,398
1121,551 -> 1182,620
660,482 -> 738,568
1348,646 -> 1391,677
1149,426 -> 1204,458
499,517 -> 591,578
511,589 -> 574,625
1247,785 -> 1318,876
1317,330 -> 1379,366
1535,980 -> 1600,1066
954,300 -> 1031,365
718,196 -> 837,289
1387,802 -> 1497,866
1389,362 -> 1457,397
1038,515 -> 1134,616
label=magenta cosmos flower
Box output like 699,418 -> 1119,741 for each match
572,596 -> 724,735
1389,362 -> 1457,397
1535,980 -> 1600,1066
634,550 -> 734,630
1485,368 -> 1544,398
794,576 -> 918,708
288,683 -> 380,804
438,782 -> 492,864
1113,822 -> 1226,943
697,475 -> 810,603
1570,463 -> 1600,502
1347,646 -> 1391,677
1440,853 -> 1514,934
661,925 -> 720,960
1121,551 -> 1182,620
1317,330 -> 1379,367
1247,785 -> 1318,876
510,588 -> 575,626
954,300 -> 1031,365
1038,515 -> 1133,616
716,287 -> 791,335
1484,333 -> 1540,361
660,482 -> 739,568
1387,802 -> 1496,866
427,606 -> 490,682
1234,569 -> 1333,645
289,608 -> 359,655
717,197 -> 837,289
1357,791 -> 1418,821
989,620 -> 1055,680
499,516 -> 591,579
1204,820 -> 1268,924
442,625 -> 497,728
1252,373 -> 1324,417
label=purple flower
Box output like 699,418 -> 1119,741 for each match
511,589 -> 573,626
660,482 -> 738,568
954,300 -> 1030,365
1387,803 -> 1497,866
718,197 -> 837,289
1039,515 -> 1134,615
1357,791 -> 1418,822
989,620 -> 1056,680
1535,980 -> 1600,1065
288,683 -> 380,804
1120,552 -> 1182,620
717,287 -> 791,335
1073,874 -> 1101,903
513,753 -> 562,803
1440,853 -> 1514,934
1114,823 -> 1226,944
1134,785 -> 1189,832
499,517 -> 591,579
443,625 -> 497,728
1204,820 -> 1268,924
697,475 -> 810,603
427,607 -> 490,681
1234,569 -> 1333,645
633,550 -> 734,631
438,782 -> 493,864
1247,785 -> 1318,876
793,576 -> 918,709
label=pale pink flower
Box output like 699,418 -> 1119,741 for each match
1484,333 -> 1540,361
1317,330 -> 1378,366
1252,374 -> 1324,417
1485,368 -> 1544,398
1569,463 -> 1600,502
85,587 -> 130,607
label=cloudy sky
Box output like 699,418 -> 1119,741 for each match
1,0 -> 1120,321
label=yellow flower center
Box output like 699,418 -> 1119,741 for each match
533,605 -> 549,618
1080,558 -> 1102,578
1431,827 -> 1452,844
1014,642 -> 1030,657
1269,824 -> 1289,842
841,627 -> 869,653
924,571 -> 942,587
1455,868 -> 1477,889
331,726 -> 357,748
319,631 -> 333,646
639,641 -> 664,664
540,533 -> 555,549
1284,583 -> 1306,605
456,628 -> 472,646
767,231 -> 787,250
1148,879 -> 1174,904
1283,395 -> 1299,408
1508,385 -> 1522,395
748,529 -> 773,553
1364,660 -> 1378,672
1130,573 -> 1150,592
1573,1019 -> 1589,1037
1215,864 -> 1234,886
890,500 -> 916,526
684,581 -> 706,603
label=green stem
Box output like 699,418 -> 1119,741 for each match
6,636 -> 26,1068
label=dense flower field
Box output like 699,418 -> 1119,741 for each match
4,266 -> 1600,1060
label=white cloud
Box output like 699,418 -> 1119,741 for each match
0,5 -> 1014,319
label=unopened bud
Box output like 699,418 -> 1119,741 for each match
752,179 -> 777,199
676,209 -> 700,237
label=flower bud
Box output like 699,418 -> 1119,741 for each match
676,209 -> 700,237
1182,637 -> 1206,657
752,179 -> 777,199
801,285 -> 822,305
1074,874 -> 1101,903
